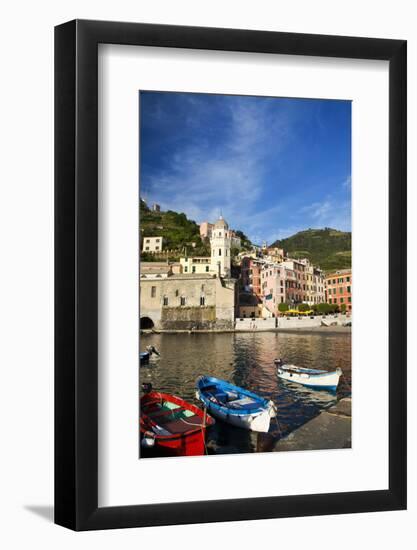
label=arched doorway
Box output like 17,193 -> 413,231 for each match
140,316 -> 154,330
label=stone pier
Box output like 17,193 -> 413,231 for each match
274,397 -> 352,452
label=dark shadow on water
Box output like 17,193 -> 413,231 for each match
24,505 -> 54,523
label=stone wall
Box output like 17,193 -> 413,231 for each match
235,318 -> 277,331
161,305 -> 217,330
140,273 -> 236,330
277,313 -> 351,329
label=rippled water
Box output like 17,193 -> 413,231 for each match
140,331 -> 351,456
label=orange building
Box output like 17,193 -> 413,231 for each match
325,269 -> 352,312
241,257 -> 263,299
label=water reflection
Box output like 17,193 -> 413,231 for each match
140,331 -> 351,456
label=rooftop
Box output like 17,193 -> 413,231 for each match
214,215 -> 228,229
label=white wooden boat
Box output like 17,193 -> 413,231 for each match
275,359 -> 342,391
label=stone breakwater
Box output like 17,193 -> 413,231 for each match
150,325 -> 352,334
235,313 -> 351,331
273,397 -> 352,452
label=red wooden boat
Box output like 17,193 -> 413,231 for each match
140,390 -> 215,457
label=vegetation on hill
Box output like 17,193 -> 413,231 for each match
139,200 -> 251,261
234,230 -> 252,250
140,200 -> 208,260
271,228 -> 351,273
139,201 -> 349,272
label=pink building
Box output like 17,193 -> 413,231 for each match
261,264 -> 286,316
281,259 -> 308,304
199,222 -> 214,239
284,268 -> 300,305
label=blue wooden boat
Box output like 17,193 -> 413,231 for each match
195,376 -> 276,433
140,345 -> 160,365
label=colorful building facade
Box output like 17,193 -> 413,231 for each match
241,257 -> 264,299
261,263 -> 286,316
325,269 -> 352,311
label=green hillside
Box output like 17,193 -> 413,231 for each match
140,199 -> 252,261
140,199 -> 208,259
271,228 -> 351,273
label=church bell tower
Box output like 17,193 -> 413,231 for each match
210,215 -> 231,277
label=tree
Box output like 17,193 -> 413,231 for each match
340,303 -> 347,313
327,303 -> 340,314
298,303 -> 310,312
234,229 -> 252,249
317,302 -> 330,314
278,303 -> 289,313
230,247 -> 240,259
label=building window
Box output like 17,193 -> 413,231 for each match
163,296 -> 168,306
155,246 -> 159,251
145,247 -> 149,251
146,239 -> 150,243
348,297 -> 352,303
156,239 -> 160,243
340,297 -> 344,303
200,296 -> 205,306
180,296 -> 186,306
151,286 -> 156,298
218,249 -> 222,256
175,290 -> 179,297
192,266 -> 196,273
205,265 -> 209,272
347,286 -> 351,293
184,266 -> 188,272
339,288 -> 343,293
329,299 -> 332,304
346,276 -> 350,282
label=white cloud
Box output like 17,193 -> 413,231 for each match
300,198 -> 351,232
141,97 -> 290,232
342,175 -> 352,189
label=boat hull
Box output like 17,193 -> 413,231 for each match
196,376 -> 276,433
140,391 -> 214,457
198,398 -> 274,432
141,428 -> 209,456
277,366 -> 342,391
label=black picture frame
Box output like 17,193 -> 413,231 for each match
55,19 -> 407,531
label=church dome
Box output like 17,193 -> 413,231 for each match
214,215 -> 229,229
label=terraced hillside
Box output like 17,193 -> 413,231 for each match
271,228 -> 351,272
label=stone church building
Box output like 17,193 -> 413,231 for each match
140,216 -> 237,330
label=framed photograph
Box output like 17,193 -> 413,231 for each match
55,20 -> 407,530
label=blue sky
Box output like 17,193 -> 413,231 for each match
139,91 -> 351,244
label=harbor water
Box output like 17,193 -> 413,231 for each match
140,330 -> 351,456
